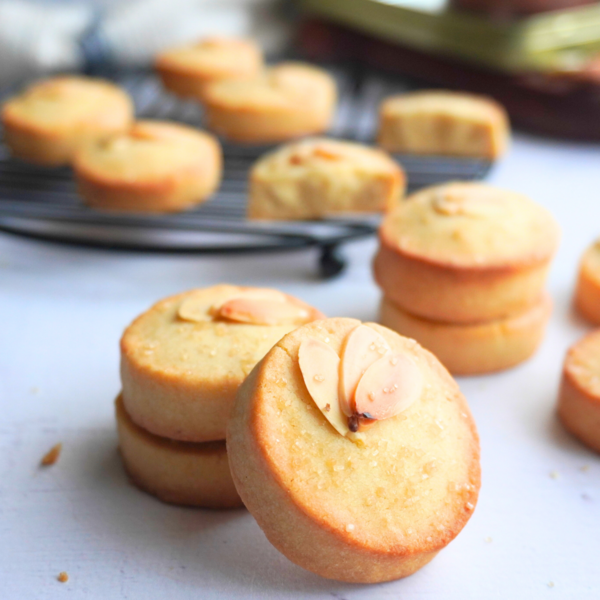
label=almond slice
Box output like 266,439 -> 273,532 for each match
313,146 -> 340,161
218,297 -> 310,325
234,288 -> 288,303
178,290 -> 224,322
207,287 -> 288,318
339,325 -> 390,416
354,353 -> 422,421
298,338 -> 350,437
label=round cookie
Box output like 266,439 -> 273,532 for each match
121,285 -> 324,442
574,240 -> 600,325
116,395 -> 242,508
557,330 -> 600,453
73,120 -> 222,213
379,293 -> 552,375
202,62 -> 337,144
248,137 -> 405,220
374,182 -> 560,324
1,76 -> 133,166
227,317 -> 480,583
155,37 -> 263,101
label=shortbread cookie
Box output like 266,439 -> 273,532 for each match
374,182 -> 560,324
1,76 -> 133,166
121,285 -> 324,442
557,330 -> 600,453
574,240 -> 600,325
202,62 -> 337,143
377,91 -> 509,160
116,395 -> 242,508
227,318 -> 480,583
155,37 -> 263,101
74,121 -> 221,212
380,293 -> 552,375
248,137 -> 405,220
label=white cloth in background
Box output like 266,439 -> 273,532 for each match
0,0 -> 290,86
0,2 -> 92,85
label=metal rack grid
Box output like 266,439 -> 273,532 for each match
0,65 -> 492,278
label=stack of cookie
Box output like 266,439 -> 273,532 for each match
116,284 -> 323,508
375,182 -> 560,375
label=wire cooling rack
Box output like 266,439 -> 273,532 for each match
0,65 -> 492,278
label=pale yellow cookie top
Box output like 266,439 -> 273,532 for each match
581,240 -> 600,285
251,137 -> 403,181
203,62 -> 336,112
121,285 -> 324,388
74,120 -> 220,182
238,317 -> 480,551
564,330 -> 600,398
380,90 -> 507,124
155,37 -> 262,79
2,76 -> 133,131
379,182 -> 560,268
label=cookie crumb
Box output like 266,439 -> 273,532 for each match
41,443 -> 62,466
547,581 -> 554,588
485,537 -> 493,543
549,470 -> 559,480
580,465 -> 590,473
57,572 -> 68,583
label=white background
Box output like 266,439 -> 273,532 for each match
1,132 -> 599,598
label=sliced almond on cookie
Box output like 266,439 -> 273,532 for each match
354,353 -> 422,421
218,297 -> 310,326
313,146 -> 340,161
178,290 -> 224,322
207,287 -> 288,318
339,325 -> 390,416
234,288 -> 288,303
298,338 -> 350,437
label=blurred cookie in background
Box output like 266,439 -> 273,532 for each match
2,76 -> 133,166
155,37 -> 264,101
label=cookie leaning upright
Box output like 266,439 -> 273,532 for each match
2,76 -> 133,166
202,62 -> 337,143
155,37 -> 263,101
73,120 -> 222,213
227,318 -> 480,583
248,137 -> 405,220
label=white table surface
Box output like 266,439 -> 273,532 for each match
1,132 -> 600,599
